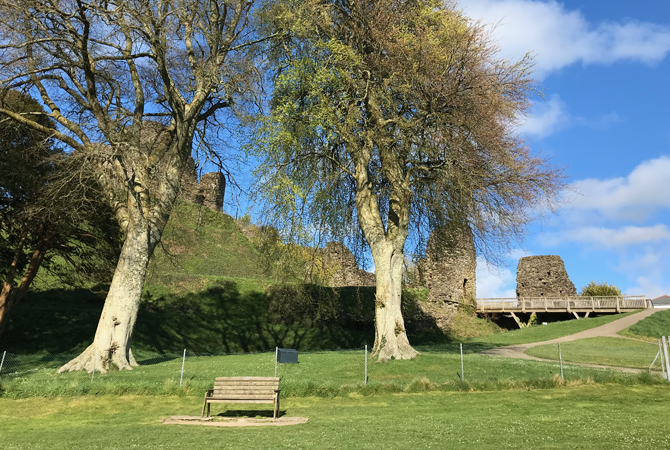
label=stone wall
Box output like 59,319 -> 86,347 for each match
419,225 -> 477,306
179,159 -> 226,212
516,255 -> 576,298
319,242 -> 376,288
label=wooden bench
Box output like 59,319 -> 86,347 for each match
201,377 -> 281,419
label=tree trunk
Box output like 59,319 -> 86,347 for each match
0,230 -> 51,339
58,217 -> 152,373
371,243 -> 418,361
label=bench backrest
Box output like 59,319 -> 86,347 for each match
212,377 -> 280,399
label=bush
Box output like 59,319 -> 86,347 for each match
580,281 -> 622,297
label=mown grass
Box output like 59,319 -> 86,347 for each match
1,346 -> 664,399
469,310 -> 640,347
1,385 -> 669,449
525,337 -> 660,370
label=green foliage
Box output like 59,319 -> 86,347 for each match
580,281 -> 622,297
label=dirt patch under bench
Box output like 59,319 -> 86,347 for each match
163,415 -> 308,427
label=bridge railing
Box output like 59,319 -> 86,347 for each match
476,295 -> 647,312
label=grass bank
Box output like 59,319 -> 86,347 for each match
1,385 -> 669,450
621,308 -> 670,341
469,311 -> 639,347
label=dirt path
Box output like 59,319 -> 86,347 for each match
480,308 -> 660,361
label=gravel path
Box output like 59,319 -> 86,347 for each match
480,308 -> 660,361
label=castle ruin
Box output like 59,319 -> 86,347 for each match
516,255 -> 576,298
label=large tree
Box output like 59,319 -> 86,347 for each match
252,0 -> 562,360
0,0 -> 260,371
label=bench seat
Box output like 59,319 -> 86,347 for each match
201,377 -> 281,419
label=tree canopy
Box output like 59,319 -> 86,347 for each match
251,0 -> 563,360
0,0 -> 261,372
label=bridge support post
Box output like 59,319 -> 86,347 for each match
510,312 -> 523,329
572,312 -> 580,320
584,311 -> 590,318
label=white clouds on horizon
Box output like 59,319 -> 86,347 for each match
566,156 -> 670,220
462,0 -> 670,76
542,224 -> 670,248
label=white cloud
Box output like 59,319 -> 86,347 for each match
566,156 -> 670,220
462,0 -> 670,76
476,256 -> 517,298
518,95 -> 568,138
542,224 -> 670,248
625,276 -> 670,298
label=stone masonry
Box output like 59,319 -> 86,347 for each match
319,242 -> 376,288
179,158 -> 226,212
420,225 -> 477,306
516,255 -> 576,298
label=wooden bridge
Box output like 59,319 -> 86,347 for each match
476,295 -> 649,319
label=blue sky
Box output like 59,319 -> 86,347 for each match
226,0 -> 670,300
460,0 -> 670,298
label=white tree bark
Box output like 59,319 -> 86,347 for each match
58,213 -> 154,373
370,242 -> 418,361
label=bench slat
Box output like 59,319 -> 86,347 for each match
215,377 -> 279,381
213,389 -> 278,395
205,399 -> 276,404
214,381 -> 279,386
210,394 -> 278,400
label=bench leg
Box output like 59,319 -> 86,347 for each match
274,396 -> 280,419
201,399 -> 208,418
207,403 -> 211,417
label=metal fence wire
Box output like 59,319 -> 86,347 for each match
0,339 -> 667,395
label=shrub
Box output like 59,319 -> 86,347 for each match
580,281 -> 622,297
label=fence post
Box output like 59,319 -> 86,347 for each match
364,345 -> 368,385
274,347 -> 278,377
558,343 -> 564,380
0,351 -> 5,375
460,343 -> 464,381
659,340 -> 666,379
179,349 -> 186,387
91,350 -> 98,383
662,337 -> 670,381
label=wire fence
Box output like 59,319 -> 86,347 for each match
0,339 -> 667,398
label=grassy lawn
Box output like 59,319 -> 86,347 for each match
525,337 -> 660,370
1,348 -> 660,399
1,385 -> 669,449
469,311 -> 640,347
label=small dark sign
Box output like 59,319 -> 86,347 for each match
277,348 -> 298,364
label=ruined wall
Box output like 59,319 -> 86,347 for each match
420,226 -> 477,306
516,255 -> 576,298
179,159 -> 226,212
319,242 -> 376,288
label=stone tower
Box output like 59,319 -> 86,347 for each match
516,255 -> 576,298
420,225 -> 477,306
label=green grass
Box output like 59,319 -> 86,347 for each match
525,337 -> 660,370
1,385 -> 669,449
469,311 -> 640,347
1,346 -> 664,399
623,308 -> 670,340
